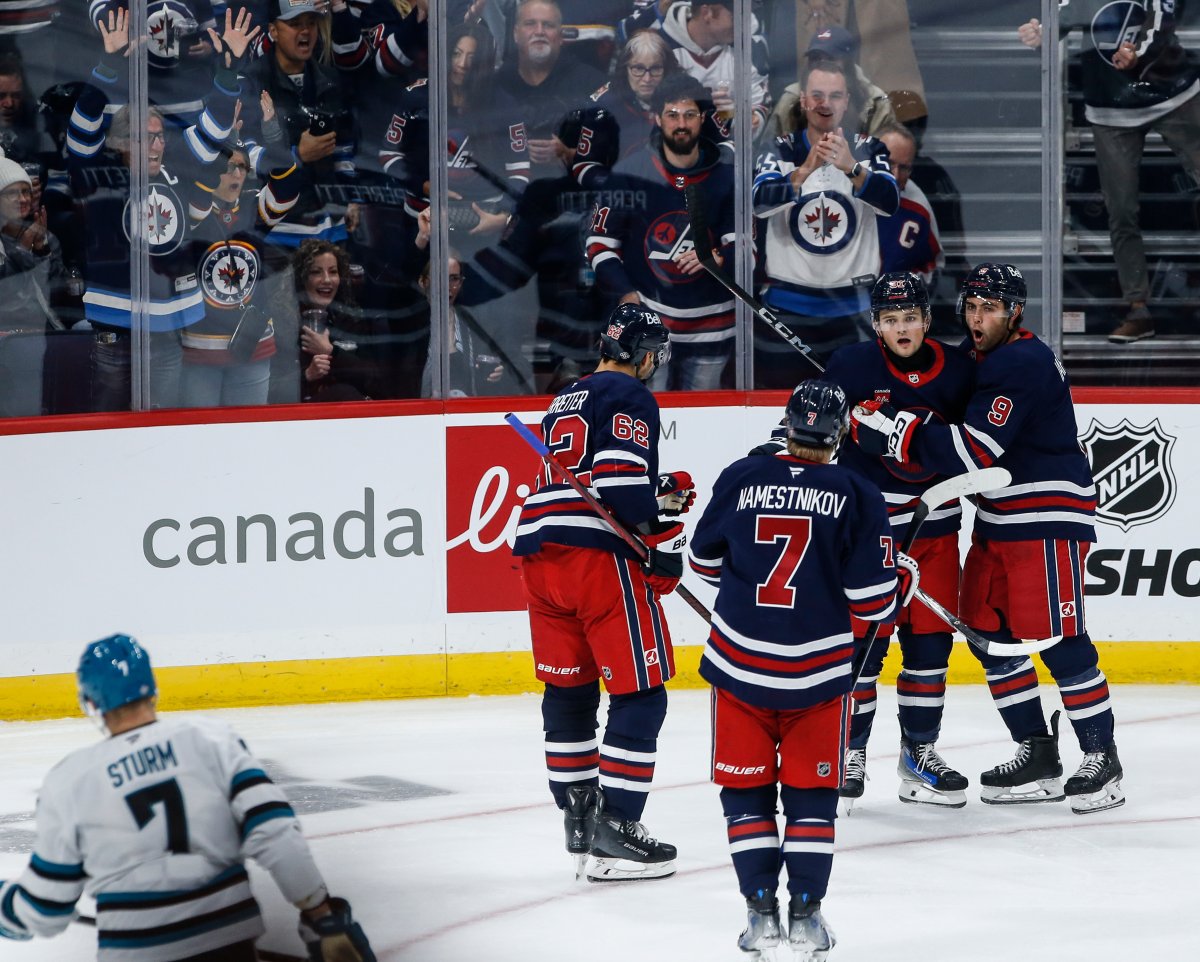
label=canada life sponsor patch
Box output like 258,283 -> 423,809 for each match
1081,418 -> 1177,532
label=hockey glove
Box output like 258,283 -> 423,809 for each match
851,400 -> 919,462
655,471 -> 696,517
299,897 -> 377,962
639,521 -> 687,595
895,551 -> 920,609
0,881 -> 32,941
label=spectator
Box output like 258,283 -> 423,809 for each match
0,54 -> 50,165
496,0 -> 606,181
792,1 -> 928,138
359,0 -> 429,79
586,73 -> 736,390
0,156 -> 63,416
1019,12 -> 1200,343
752,59 -> 899,386
768,25 -> 896,141
876,122 -> 942,284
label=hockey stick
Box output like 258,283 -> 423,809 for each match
682,182 -> 826,374
912,587 -> 1063,658
505,413 -> 712,622
850,466 -> 1012,686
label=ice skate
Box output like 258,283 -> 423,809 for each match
787,895 -> 835,962
1065,743 -> 1125,814
738,889 -> 782,959
586,814 -> 676,882
897,737 -> 968,808
839,748 -> 867,814
980,710 -> 1065,805
563,784 -> 598,880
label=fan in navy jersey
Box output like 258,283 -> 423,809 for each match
688,379 -> 917,959
512,302 -> 694,882
852,263 -> 1125,815
827,272 -> 974,808
0,634 -> 375,962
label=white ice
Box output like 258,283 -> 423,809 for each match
1,684 -> 1197,962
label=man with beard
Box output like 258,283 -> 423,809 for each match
585,73 -> 735,390
753,59 -> 898,386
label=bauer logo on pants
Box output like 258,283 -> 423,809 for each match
1082,418 -> 1177,532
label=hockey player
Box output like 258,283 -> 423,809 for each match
0,633 -> 375,961
852,264 -> 1125,814
689,380 -> 918,960
826,272 -> 975,807
512,303 -> 693,882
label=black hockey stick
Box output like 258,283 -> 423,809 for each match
850,466 -> 1012,686
505,413 -> 712,623
682,182 -> 826,374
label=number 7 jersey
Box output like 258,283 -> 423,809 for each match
688,453 -> 901,711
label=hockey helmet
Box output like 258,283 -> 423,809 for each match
559,107 -> 621,170
785,379 -> 850,451
77,633 -> 157,717
956,262 -> 1027,326
599,303 -> 671,374
870,272 -> 929,324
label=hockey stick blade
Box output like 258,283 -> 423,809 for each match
913,586 -> 1062,656
682,184 -> 826,374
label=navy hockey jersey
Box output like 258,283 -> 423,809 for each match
513,370 -> 660,561
689,454 -> 901,711
907,330 -> 1098,543
826,339 -> 975,539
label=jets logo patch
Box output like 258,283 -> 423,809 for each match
1090,2 -> 1146,66
789,190 -> 857,255
124,184 -> 185,256
200,240 -> 260,308
644,212 -> 699,286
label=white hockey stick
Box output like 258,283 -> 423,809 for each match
912,587 -> 1063,657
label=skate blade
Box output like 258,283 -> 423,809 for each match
573,853 -> 587,881
1068,780 -> 1125,815
898,781 -> 967,808
585,855 -> 676,883
786,936 -> 835,962
980,777 -> 1065,805
840,796 -> 858,816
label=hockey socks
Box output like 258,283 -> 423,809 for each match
721,784 -> 781,899
980,655 -> 1048,743
598,687 -> 666,821
780,787 -> 837,902
542,682 -> 600,810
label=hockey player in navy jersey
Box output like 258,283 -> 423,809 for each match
513,303 -> 694,881
826,272 -> 975,808
689,380 -> 918,959
0,634 -> 376,962
852,263 -> 1125,814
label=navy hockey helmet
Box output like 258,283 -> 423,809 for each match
558,107 -> 621,169
785,379 -> 850,451
956,262 -> 1027,326
77,634 -> 157,716
870,272 -> 929,324
599,303 -> 671,374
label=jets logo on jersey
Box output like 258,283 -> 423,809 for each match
1090,2 -> 1148,65
147,1 -> 196,66
644,212 -> 700,285
1082,418 -> 1178,531
200,240 -> 259,308
124,184 -> 185,255
789,190 -> 857,255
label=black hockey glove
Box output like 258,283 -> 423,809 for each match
299,897 -> 377,962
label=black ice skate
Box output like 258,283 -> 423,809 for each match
738,889 -> 782,959
839,747 -> 867,809
787,895 -> 836,962
980,710 -> 1066,805
563,785 -> 598,879
586,814 -> 677,882
897,737 -> 968,808
1065,743 -> 1125,814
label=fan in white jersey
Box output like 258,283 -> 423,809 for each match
0,633 -> 376,962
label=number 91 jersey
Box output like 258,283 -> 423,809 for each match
513,370 -> 661,561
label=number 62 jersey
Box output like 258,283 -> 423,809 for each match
688,452 -> 902,711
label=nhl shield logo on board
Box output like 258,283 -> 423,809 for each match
1081,418 -> 1178,532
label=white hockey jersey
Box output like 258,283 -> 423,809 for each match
0,716 -> 325,961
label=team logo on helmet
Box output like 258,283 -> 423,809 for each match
124,184 -> 185,256
1082,418 -> 1177,531
789,190 -> 857,255
200,240 -> 260,308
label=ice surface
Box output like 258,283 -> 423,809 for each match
1,684 -> 1197,961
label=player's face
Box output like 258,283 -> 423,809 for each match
802,69 -> 849,134
514,3 -> 562,67
305,252 -> 341,308
879,131 -> 915,190
963,296 -> 1015,353
875,306 -> 928,357
658,99 -> 703,155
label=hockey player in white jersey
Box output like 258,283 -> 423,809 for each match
0,634 -> 375,962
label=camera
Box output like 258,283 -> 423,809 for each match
168,17 -> 204,53
307,108 -> 335,136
